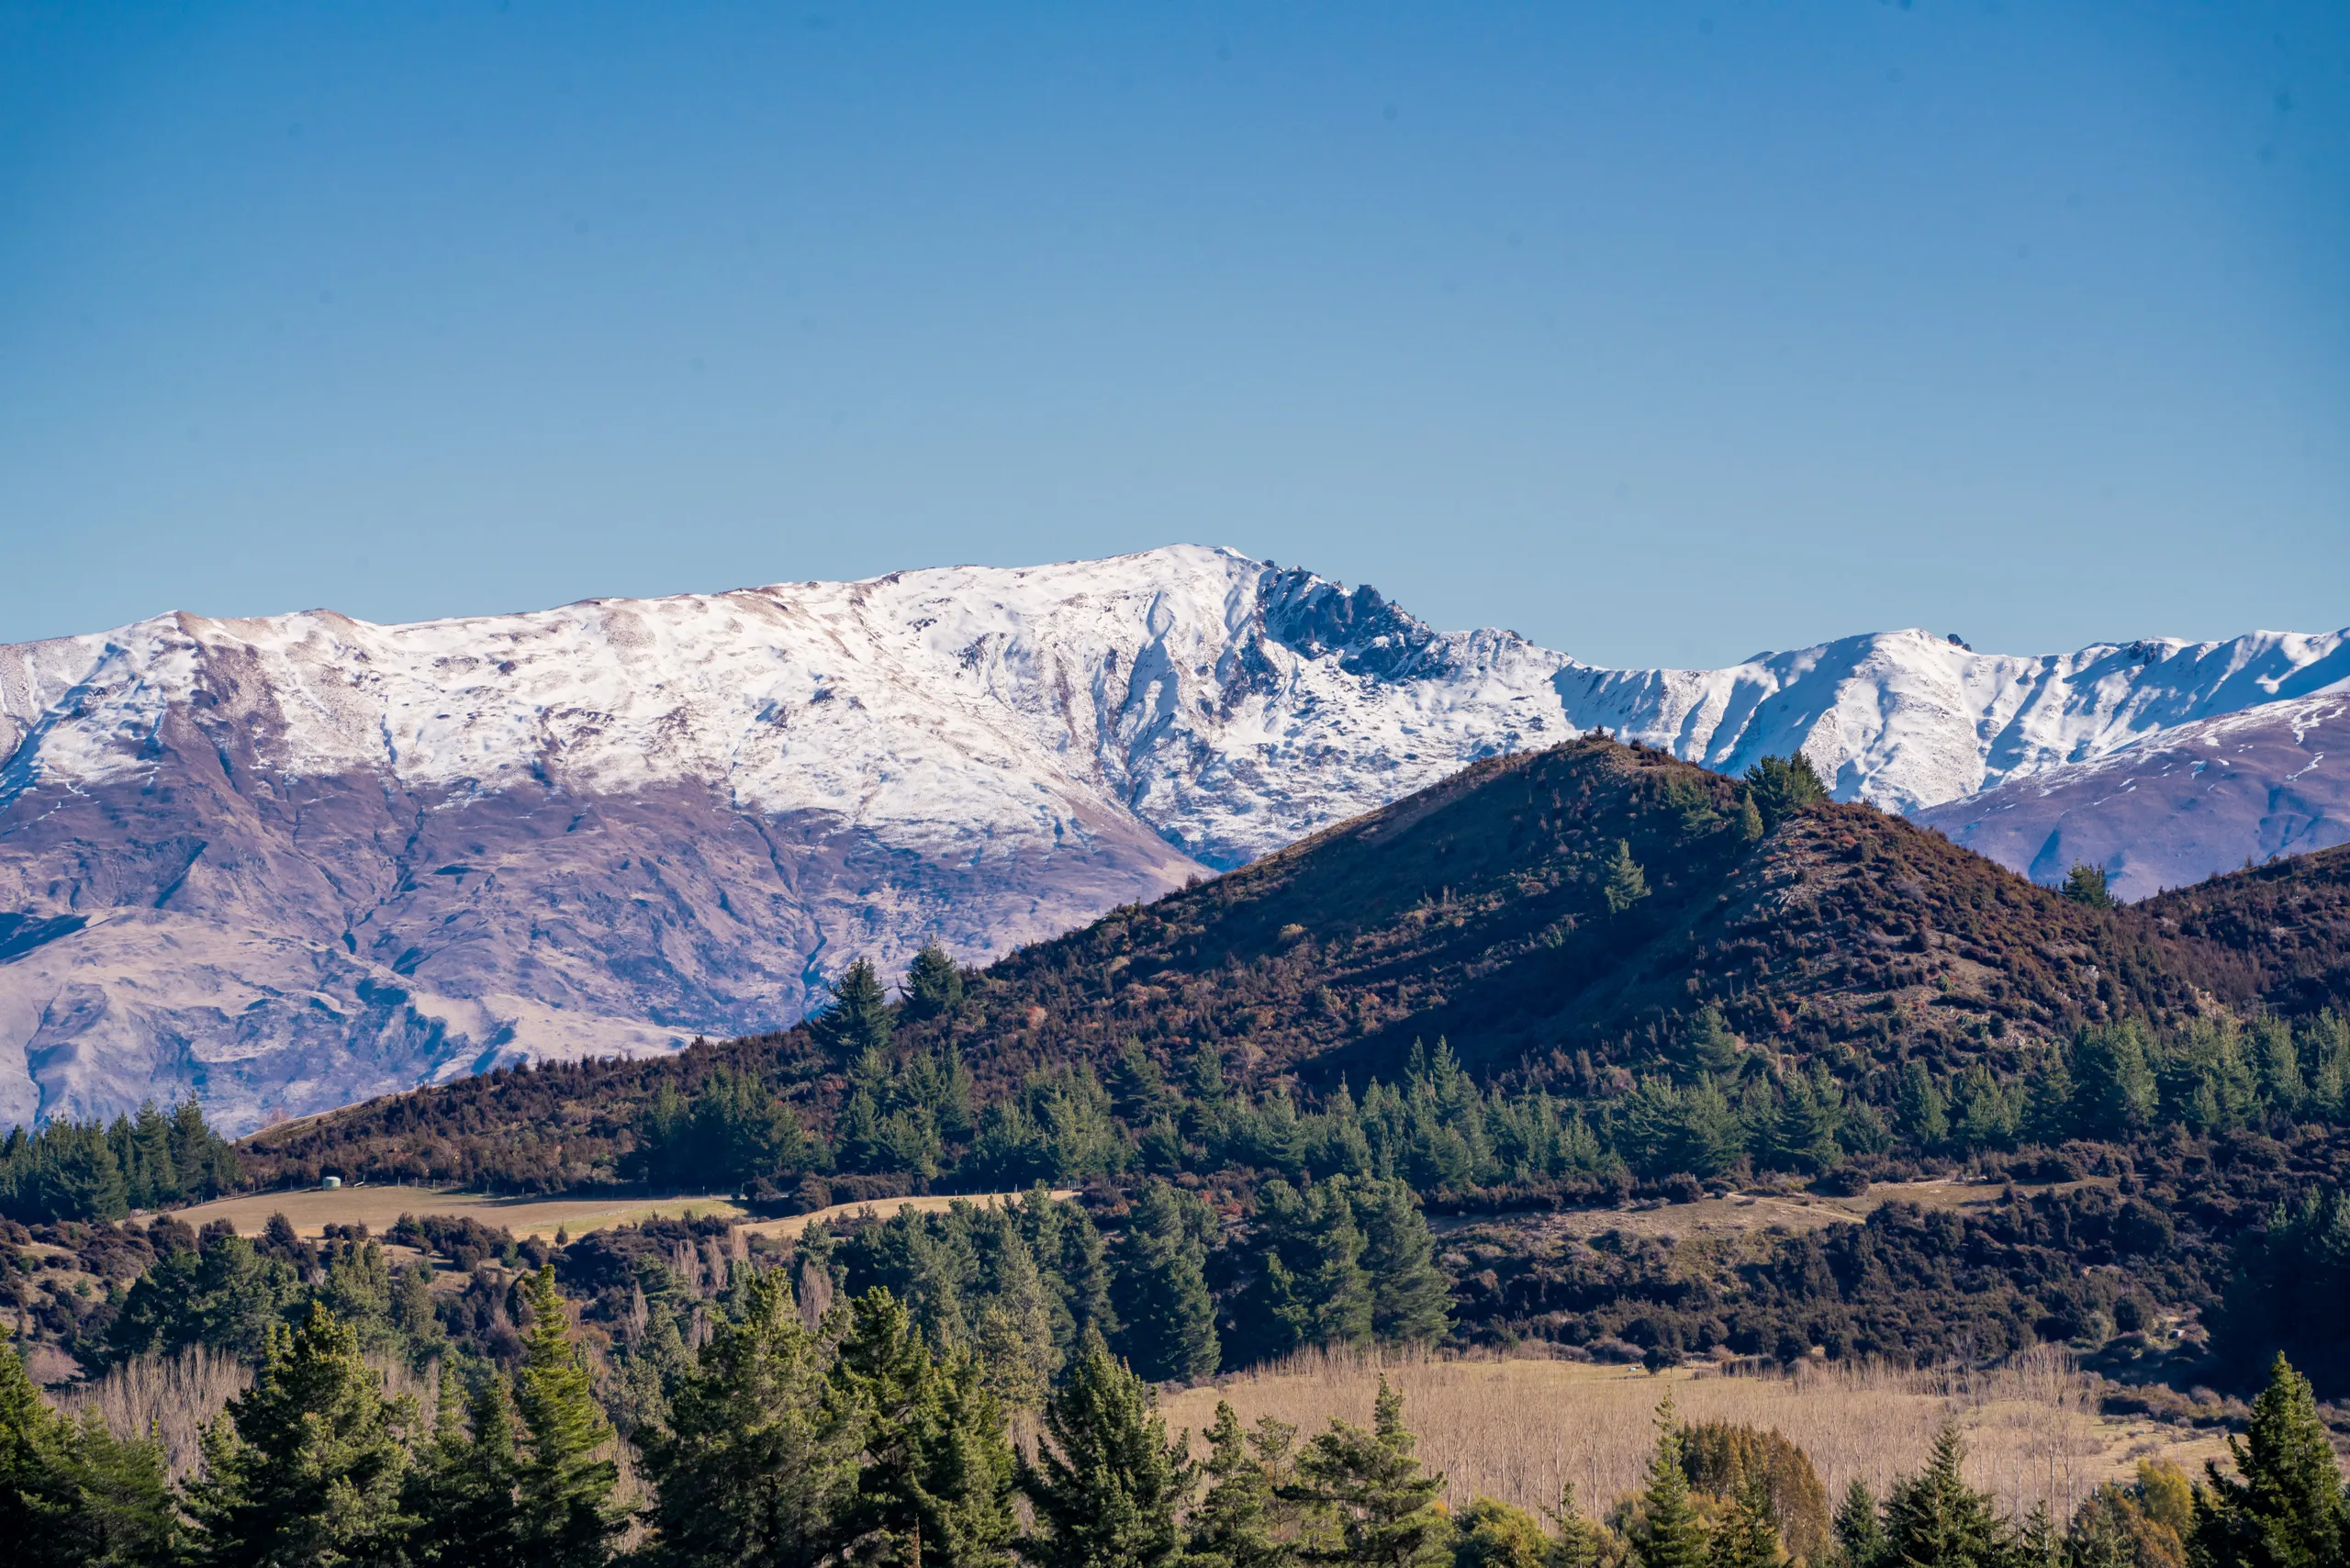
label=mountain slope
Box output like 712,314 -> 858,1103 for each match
3,544 -> 2340,1129
238,736 -> 2306,1194
1913,691 -> 2348,900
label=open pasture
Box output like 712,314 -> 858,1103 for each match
1158,1347 -> 2227,1525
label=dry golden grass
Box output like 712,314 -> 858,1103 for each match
1438,1177 -> 2117,1246
1158,1348 -> 2228,1524
168,1185 -> 1068,1243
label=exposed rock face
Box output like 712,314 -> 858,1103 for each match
1,543 -> 2341,1129
1913,692 -> 2349,902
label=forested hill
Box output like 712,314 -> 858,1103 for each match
236,736 -> 2328,1195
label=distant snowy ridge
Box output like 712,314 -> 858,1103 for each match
6,544 -> 2340,857
0,543 -> 2341,1130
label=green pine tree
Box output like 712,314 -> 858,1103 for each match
811,958 -> 896,1063
901,945 -> 968,1024
0,1337 -> 178,1568
1187,1401 -> 1299,1568
1020,1332 -> 1195,1568
1736,792 -> 1766,843
1830,1478 -> 1886,1568
1354,1180 -> 1451,1348
2061,863 -> 2116,910
1109,1182 -> 1220,1383
1546,1481 -> 1606,1568
1287,1379 -> 1448,1568
639,1264 -> 860,1568
1604,841 -> 1651,915
2190,1353 -> 2347,1568
1673,1007 -> 1744,1083
1741,756 -> 1828,830
1879,1425 -> 2006,1568
829,1288 -> 1018,1568
403,1369 -> 523,1568
2011,1503 -> 2061,1568
512,1266 -> 624,1568
1631,1399 -> 1709,1568
184,1306 -> 416,1568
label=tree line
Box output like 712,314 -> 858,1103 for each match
0,1100 -> 241,1226
6,1272 -> 2343,1568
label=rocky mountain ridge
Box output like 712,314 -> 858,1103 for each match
2,543 -> 2341,1129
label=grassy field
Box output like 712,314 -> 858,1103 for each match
1431,1176 -> 2117,1244
166,1186 -> 1066,1243
1157,1348 -> 2227,1525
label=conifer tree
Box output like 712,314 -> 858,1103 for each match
901,945 -> 967,1024
1604,841 -> 1651,914
810,958 -> 896,1063
1,1338 -> 177,1568
1878,1426 -> 2006,1568
404,1369 -> 523,1568
2014,1503 -> 2064,1568
2190,1353 -> 2346,1568
1741,756 -> 1827,830
1673,1007 -> 1744,1083
1021,1332 -> 1195,1568
1736,792 -> 1766,842
1288,1379 -> 1448,1568
829,1289 -> 1018,1568
1632,1398 -> 1709,1568
0,1340 -> 68,1551
639,1265 -> 860,1568
1708,1472 -> 1780,1568
1547,1482 -> 1606,1568
1109,1182 -> 1220,1383
2062,863 -> 2117,910
1830,1478 -> 1886,1568
512,1266 -> 624,1568
1188,1402 -> 1299,1568
185,1306 -> 415,1568
1354,1180 -> 1451,1348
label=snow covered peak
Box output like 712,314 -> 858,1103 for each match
4,546 -> 2342,861
1555,622 -> 2350,814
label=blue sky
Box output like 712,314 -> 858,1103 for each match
0,2 -> 2342,666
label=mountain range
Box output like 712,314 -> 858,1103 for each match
2,543 -> 2343,1131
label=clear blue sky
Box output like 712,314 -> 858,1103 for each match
1,3 -> 2342,667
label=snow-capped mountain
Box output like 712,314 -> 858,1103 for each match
1913,691 -> 2349,902
1,543 -> 2341,1129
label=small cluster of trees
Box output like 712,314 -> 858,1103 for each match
0,1100 -> 240,1225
